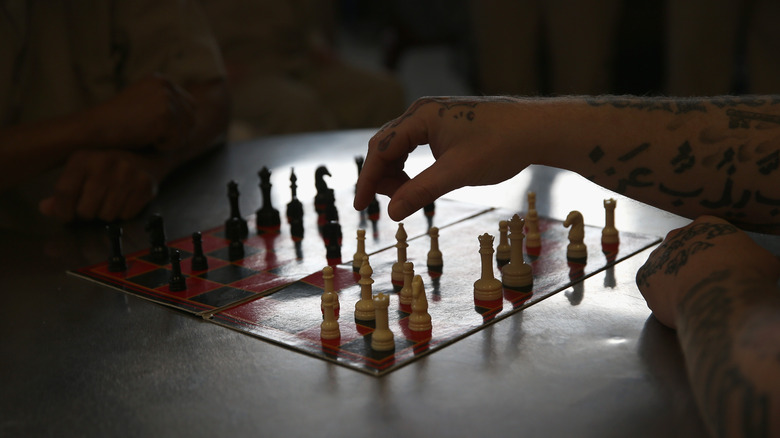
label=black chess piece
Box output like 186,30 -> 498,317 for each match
256,167 -> 281,230
355,155 -> 364,176
322,203 -> 342,264
228,236 -> 245,261
286,169 -> 304,240
323,223 -> 342,265
325,198 -> 339,223
367,197 -> 380,237
145,214 -> 168,264
314,165 -> 331,220
169,249 -> 186,291
225,180 -> 248,241
107,224 -> 127,272
191,232 -> 208,271
424,201 -> 436,229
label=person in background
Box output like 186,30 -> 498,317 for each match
199,0 -> 406,140
667,0 -> 780,95
0,0 -> 230,222
470,0 -> 621,95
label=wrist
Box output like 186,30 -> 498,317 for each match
502,97 -> 574,167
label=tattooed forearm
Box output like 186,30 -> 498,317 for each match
677,270 -> 775,437
636,222 -> 738,287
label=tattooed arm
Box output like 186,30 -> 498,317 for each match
355,95 -> 780,233
637,216 -> 780,437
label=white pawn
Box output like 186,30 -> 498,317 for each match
601,199 -> 619,246
320,288 -> 340,340
391,223 -> 408,290
474,233 -> 503,301
525,192 -> 541,252
563,210 -> 587,262
352,229 -> 367,273
371,293 -> 395,351
399,261 -> 414,306
354,256 -> 375,320
427,226 -> 443,273
409,275 -> 432,332
320,265 -> 339,314
501,214 -> 533,292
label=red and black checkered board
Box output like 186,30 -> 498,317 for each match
71,196 -> 660,376
70,197 -> 489,316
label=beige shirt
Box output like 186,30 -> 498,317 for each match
0,0 -> 225,126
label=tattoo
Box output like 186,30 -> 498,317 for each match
588,145 -> 605,163
586,144 -> 655,193
715,147 -> 737,175
616,168 -> 653,194
755,191 -> 780,217
636,222 -> 738,287
700,178 -> 752,210
585,137 -> 761,216
618,143 -> 651,161
710,96 -> 768,108
582,96 -> 780,228
659,184 -> 703,198
670,141 -> 696,173
678,270 -> 771,437
584,96 -> 707,114
756,150 -> 780,175
727,109 -> 780,129
377,131 -> 395,152
437,103 -> 477,121
373,97 -> 493,153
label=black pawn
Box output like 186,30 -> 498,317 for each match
355,155 -> 364,176
323,203 -> 342,264
424,201 -> 436,229
256,167 -> 281,230
146,214 -> 168,264
225,180 -> 248,241
324,224 -> 342,264
354,156 -> 365,194
286,169 -> 304,240
191,232 -> 208,271
229,237 -> 245,261
169,249 -> 186,292
367,197 -> 380,237
107,224 -> 127,272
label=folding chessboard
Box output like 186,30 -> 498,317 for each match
71,191 -> 660,376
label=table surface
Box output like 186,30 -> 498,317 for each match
1,129 -> 718,437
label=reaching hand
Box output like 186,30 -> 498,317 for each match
89,74 -> 196,152
38,150 -> 160,222
354,96 -> 537,221
636,215 -> 780,328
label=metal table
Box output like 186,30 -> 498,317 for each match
1,129 -> 710,437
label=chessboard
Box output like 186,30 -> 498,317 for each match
70,166 -> 661,376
